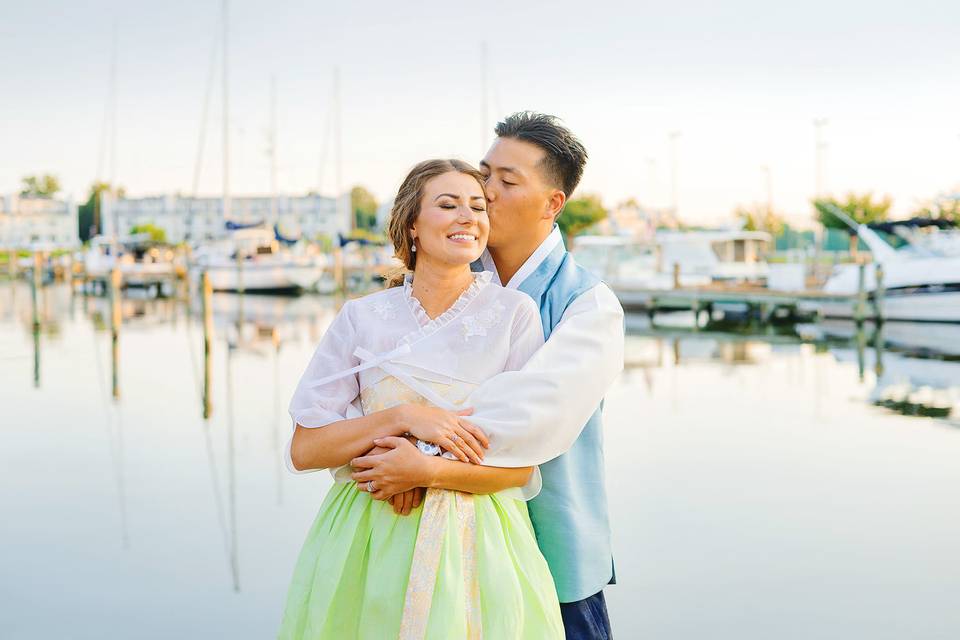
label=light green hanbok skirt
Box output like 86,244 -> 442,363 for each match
277,481 -> 564,639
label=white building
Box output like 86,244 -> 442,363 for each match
0,194 -> 80,249
101,192 -> 352,244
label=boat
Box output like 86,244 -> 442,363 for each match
190,225 -> 327,293
82,234 -> 179,295
572,229 -> 772,291
798,207 -> 960,323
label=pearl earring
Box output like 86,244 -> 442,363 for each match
411,237 -> 417,252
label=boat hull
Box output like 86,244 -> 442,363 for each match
803,290 -> 960,323
196,262 -> 325,293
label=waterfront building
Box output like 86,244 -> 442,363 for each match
0,194 -> 80,249
596,201 -> 679,241
101,192 -> 352,244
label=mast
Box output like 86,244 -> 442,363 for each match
221,0 -> 231,221
270,75 -> 278,226
481,42 -> 488,155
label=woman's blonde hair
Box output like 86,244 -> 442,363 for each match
384,159 -> 486,287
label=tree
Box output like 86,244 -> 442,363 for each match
912,195 -> 960,226
20,174 -> 61,198
351,185 -> 378,231
814,192 -> 892,229
814,192 -> 892,255
734,203 -> 785,236
78,182 -> 125,242
557,194 -> 607,244
129,223 -> 167,244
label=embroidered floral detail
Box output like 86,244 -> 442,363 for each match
399,271 -> 493,342
372,299 -> 397,321
461,300 -> 505,340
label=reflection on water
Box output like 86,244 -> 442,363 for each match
2,282 -> 959,639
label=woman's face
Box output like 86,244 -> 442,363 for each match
411,171 -> 489,268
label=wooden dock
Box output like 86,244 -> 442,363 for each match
614,263 -> 885,324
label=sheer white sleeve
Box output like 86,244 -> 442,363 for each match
466,283 -> 625,469
503,297 -> 546,372
284,302 -> 361,474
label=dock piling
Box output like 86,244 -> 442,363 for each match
110,267 -> 122,399
202,271 -> 214,419
874,264 -> 885,324
854,262 -> 867,324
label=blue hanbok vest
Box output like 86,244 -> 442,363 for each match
477,240 -> 615,603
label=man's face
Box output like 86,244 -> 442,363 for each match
480,137 -> 556,249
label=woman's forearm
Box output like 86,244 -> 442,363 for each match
290,407 -> 406,471
425,457 -> 534,495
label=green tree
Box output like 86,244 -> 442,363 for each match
78,182 -> 125,242
814,192 -> 892,229
814,192 -> 892,255
351,185 -> 378,231
557,194 -> 607,244
912,195 -> 960,225
735,203 -> 785,236
20,174 -> 61,198
129,223 -> 167,244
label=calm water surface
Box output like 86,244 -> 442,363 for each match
2,282 -> 959,639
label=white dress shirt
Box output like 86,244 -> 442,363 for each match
466,228 -> 625,467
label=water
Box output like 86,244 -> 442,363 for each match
2,281 -> 959,639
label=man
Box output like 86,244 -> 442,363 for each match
353,112 -> 624,638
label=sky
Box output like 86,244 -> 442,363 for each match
2,0 -> 959,226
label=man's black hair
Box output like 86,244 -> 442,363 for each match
494,111 -> 588,197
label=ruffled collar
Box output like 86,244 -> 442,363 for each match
401,271 -> 492,339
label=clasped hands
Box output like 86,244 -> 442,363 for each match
350,403 -> 489,515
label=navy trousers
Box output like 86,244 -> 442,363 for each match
560,590 -> 612,640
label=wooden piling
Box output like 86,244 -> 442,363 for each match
31,251 -> 42,387
110,267 -> 122,399
672,262 -> 681,289
334,247 -> 345,293
202,270 -> 214,419
873,263 -> 885,324
854,262 -> 867,324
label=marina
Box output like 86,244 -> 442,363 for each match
2,278 -> 958,638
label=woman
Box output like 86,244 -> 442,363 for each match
278,159 -> 564,639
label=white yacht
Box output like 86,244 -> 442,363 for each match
83,234 -> 179,293
799,211 -> 960,323
191,226 -> 327,293
572,229 -> 772,290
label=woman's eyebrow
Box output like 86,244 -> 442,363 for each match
433,193 -> 461,201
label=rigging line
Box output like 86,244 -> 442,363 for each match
317,101 -> 333,194
91,322 -> 127,547
188,25 -> 221,235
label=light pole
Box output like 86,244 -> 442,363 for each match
645,157 -> 657,208
668,131 -> 681,216
761,165 -> 772,214
813,117 -> 828,197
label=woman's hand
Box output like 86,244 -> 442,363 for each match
396,404 -> 489,464
351,436 -> 438,501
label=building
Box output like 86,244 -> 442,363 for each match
101,192 -> 352,244
596,201 -> 679,241
0,194 -> 80,249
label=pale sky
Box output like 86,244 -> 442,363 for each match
3,0 -> 959,226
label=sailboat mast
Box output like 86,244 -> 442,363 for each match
480,41 -> 488,156
270,75 -> 278,225
222,0 -> 231,220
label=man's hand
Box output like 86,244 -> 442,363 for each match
350,436 -> 437,501
388,487 -> 425,515
356,443 -> 423,515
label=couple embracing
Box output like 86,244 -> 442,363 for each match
279,112 -> 625,639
